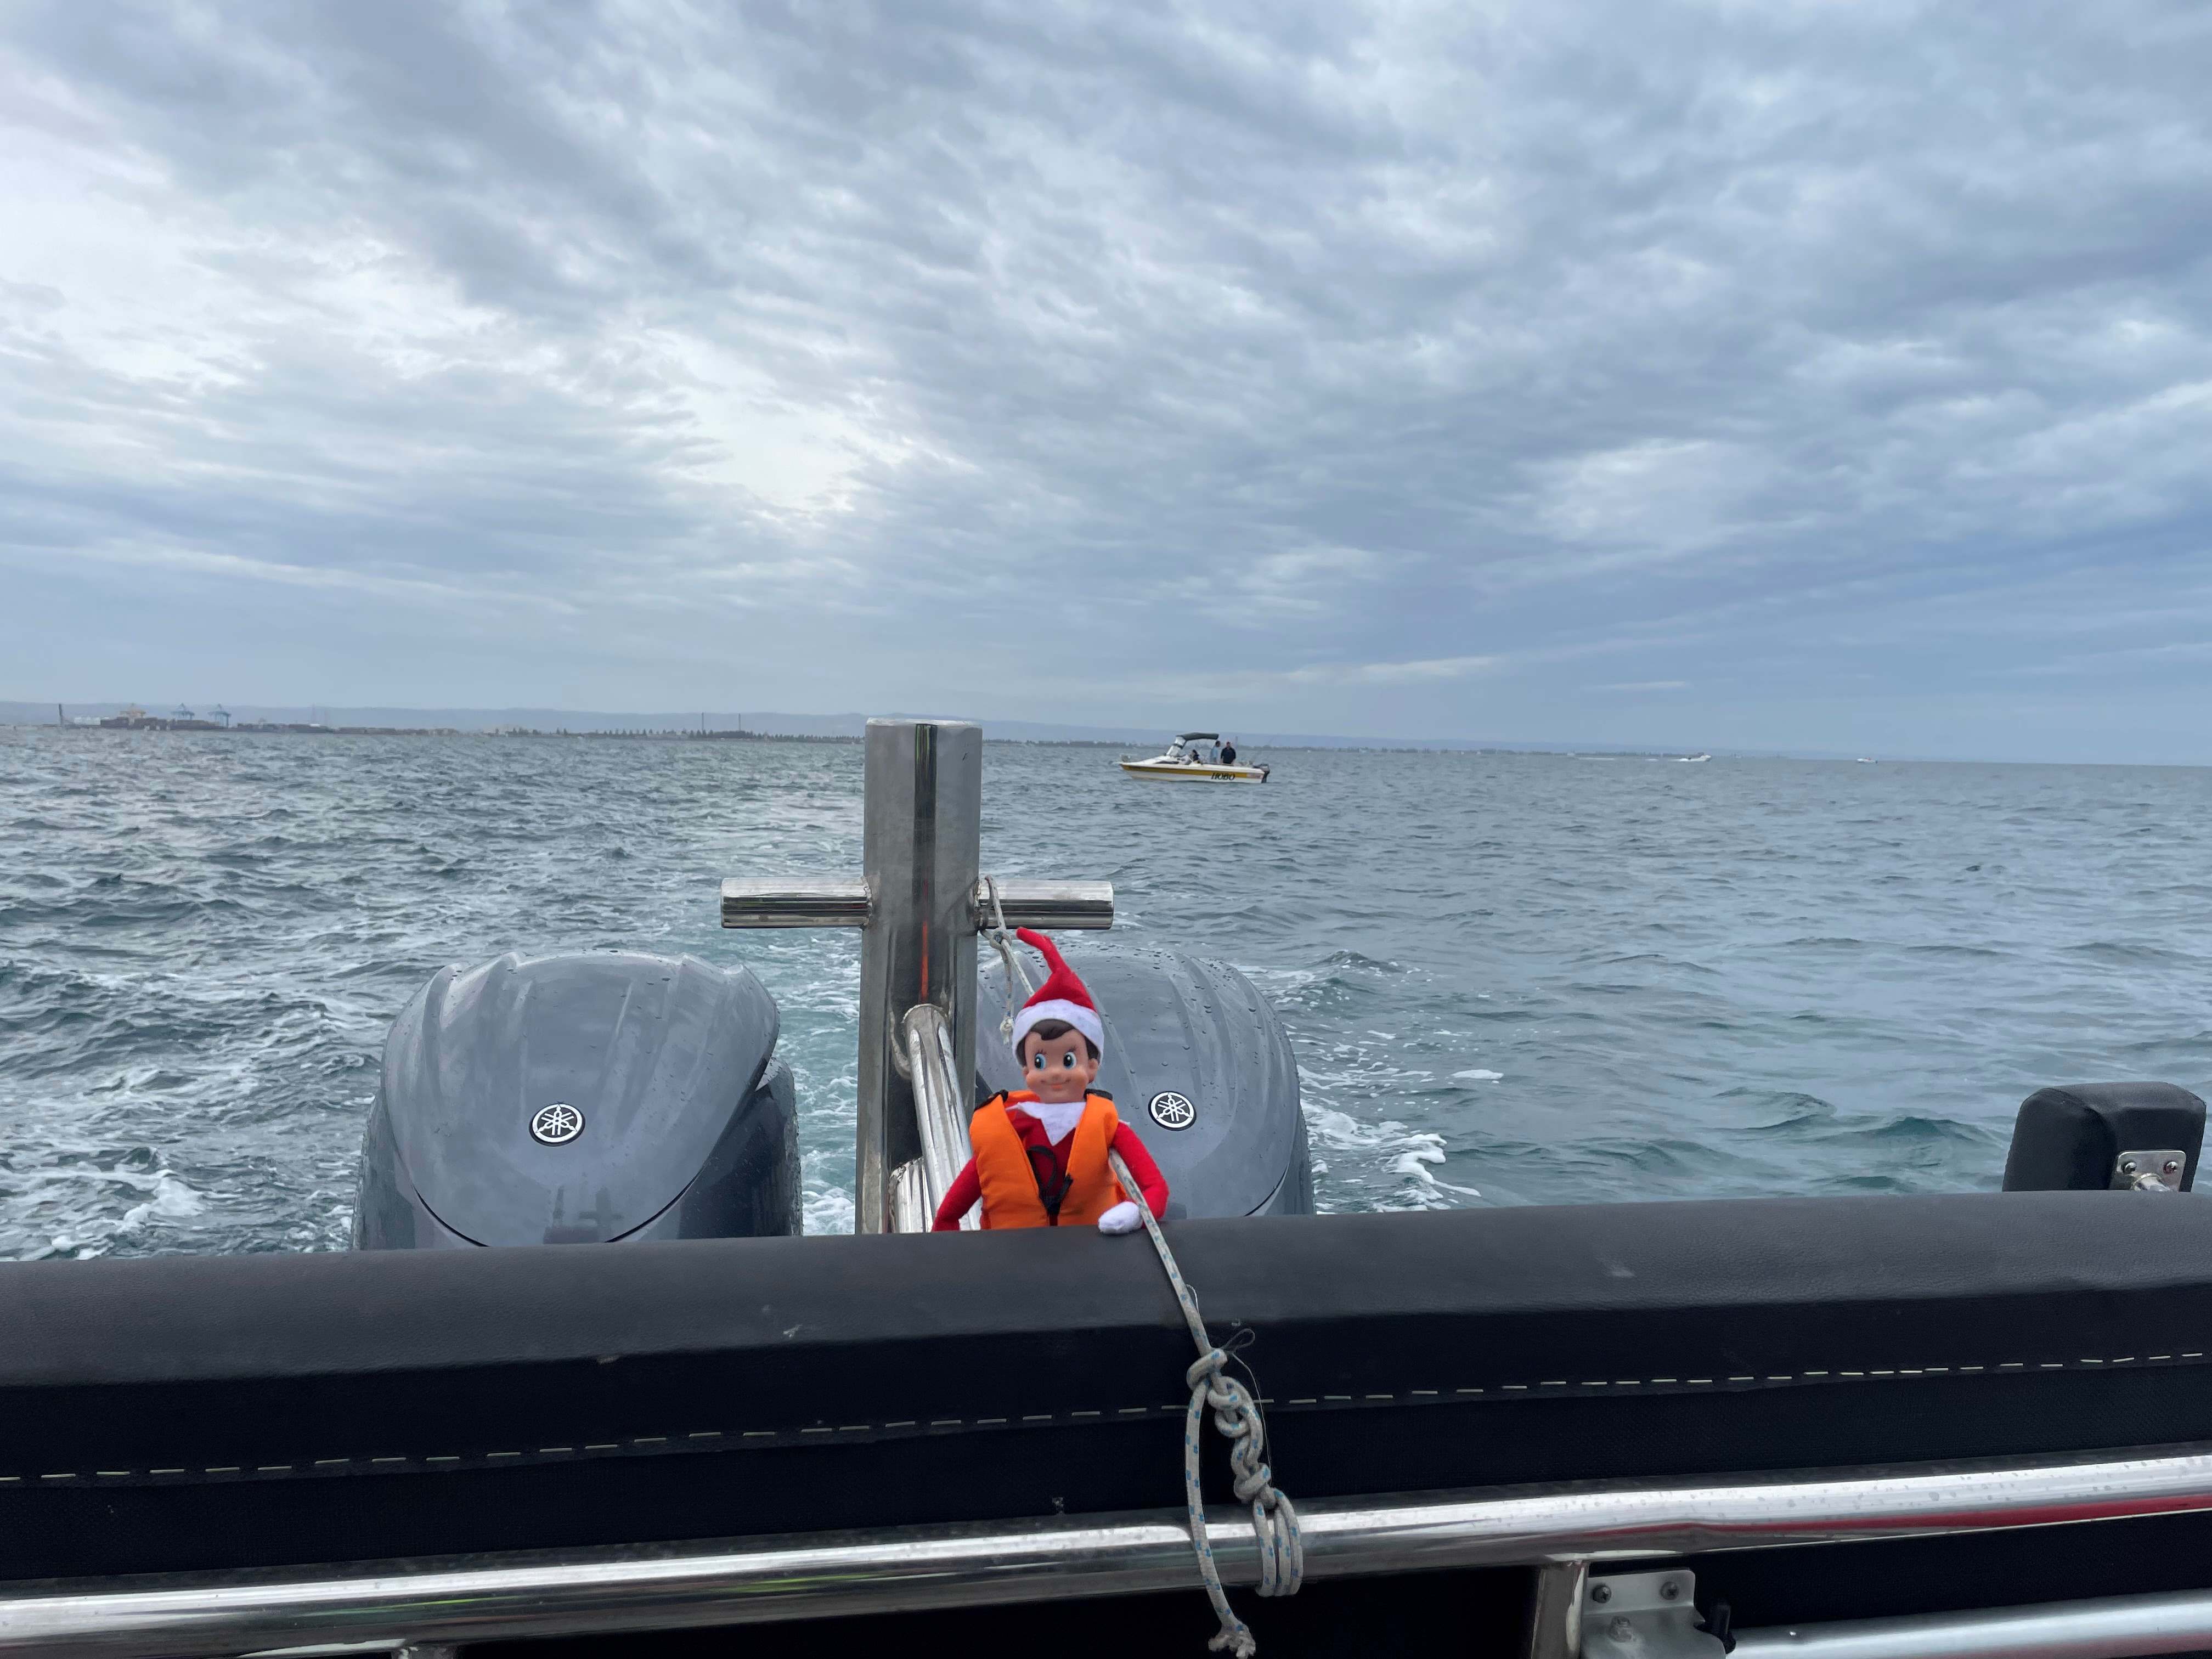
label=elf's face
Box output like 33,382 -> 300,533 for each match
1019,1031 -> 1099,1103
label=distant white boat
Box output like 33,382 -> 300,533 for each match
1679,753 -> 1711,763
1856,757 -> 1876,764
1119,732 -> 1269,783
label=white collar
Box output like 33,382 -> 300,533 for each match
1014,1096 -> 1090,1141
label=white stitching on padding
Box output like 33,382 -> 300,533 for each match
15,1349 -> 2205,1484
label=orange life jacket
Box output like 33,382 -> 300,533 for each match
970,1091 -> 1126,1229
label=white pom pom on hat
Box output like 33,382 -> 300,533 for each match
1010,928 -> 1105,1058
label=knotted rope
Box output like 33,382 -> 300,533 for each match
988,899 -> 1300,1652
1107,1148 -> 1302,1657
980,875 -> 1034,1047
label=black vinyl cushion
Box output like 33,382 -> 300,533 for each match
8,1192 -> 2212,1581
2002,1081 -> 2207,1192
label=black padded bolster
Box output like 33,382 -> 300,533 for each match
2003,1081 -> 2207,1192
8,1191 -> 2212,1582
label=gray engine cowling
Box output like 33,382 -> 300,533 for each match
978,947 -> 1313,1219
353,950 -> 799,1248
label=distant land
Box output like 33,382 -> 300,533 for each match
7,701 -> 1802,758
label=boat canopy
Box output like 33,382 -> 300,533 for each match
1175,732 -> 1220,742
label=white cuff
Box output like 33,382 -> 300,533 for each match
1097,1200 -> 1143,1234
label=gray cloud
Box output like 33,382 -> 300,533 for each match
4,0 -> 2210,758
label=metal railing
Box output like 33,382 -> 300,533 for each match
890,1002 -> 974,1231
8,1442 -> 2212,1655
1732,1588 -> 2212,1658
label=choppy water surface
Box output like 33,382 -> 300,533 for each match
3,727 -> 2208,1259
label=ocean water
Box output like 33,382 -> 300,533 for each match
3,726 -> 2208,1260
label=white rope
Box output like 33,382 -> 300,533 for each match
980,875 -> 1035,1047
990,905 -> 1300,1645
1107,1148 -> 1302,1657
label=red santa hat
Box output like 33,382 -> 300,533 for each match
1011,928 -> 1105,1058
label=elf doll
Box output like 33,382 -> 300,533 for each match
932,930 -> 1169,1233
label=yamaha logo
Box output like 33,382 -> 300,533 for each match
1149,1091 -> 1196,1130
530,1103 -> 585,1145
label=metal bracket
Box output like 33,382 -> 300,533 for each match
2113,1149 -> 2186,1192
1581,1571 -> 1727,1658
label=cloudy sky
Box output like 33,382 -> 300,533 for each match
4,2 -> 2209,760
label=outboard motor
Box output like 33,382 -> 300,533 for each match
979,947 -> 1313,1218
354,951 -> 798,1248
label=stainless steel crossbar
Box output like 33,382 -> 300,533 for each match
8,1444 -> 2212,1656
975,877 -> 1114,931
720,877 -> 870,928
1733,1588 -> 2212,1657
719,877 -> 1114,931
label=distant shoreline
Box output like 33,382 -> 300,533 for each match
9,701 -> 1748,757
12,720 -> 1733,760
38,719 -> 862,743
13,703 -> 1902,761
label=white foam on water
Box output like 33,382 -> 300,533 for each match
1453,1069 -> 1504,1081
1297,1013 -> 1494,1212
803,1185 -> 855,1235
121,1173 -> 207,1230
1304,1106 -> 1483,1207
25,1161 -> 169,1190
1305,1104 -> 1404,1151
9,1163 -> 210,1258
1389,1136 -> 1483,1201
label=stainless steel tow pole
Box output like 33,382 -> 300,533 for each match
719,716 -> 1111,1234
854,719 -> 982,1234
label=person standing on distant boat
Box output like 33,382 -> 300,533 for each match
1219,738 -> 1237,764
933,930 -> 1167,1233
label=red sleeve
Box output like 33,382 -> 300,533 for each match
932,1158 -> 982,1231
1109,1124 -> 1169,1218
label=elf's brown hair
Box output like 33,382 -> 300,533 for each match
1019,1018 -> 1101,1063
